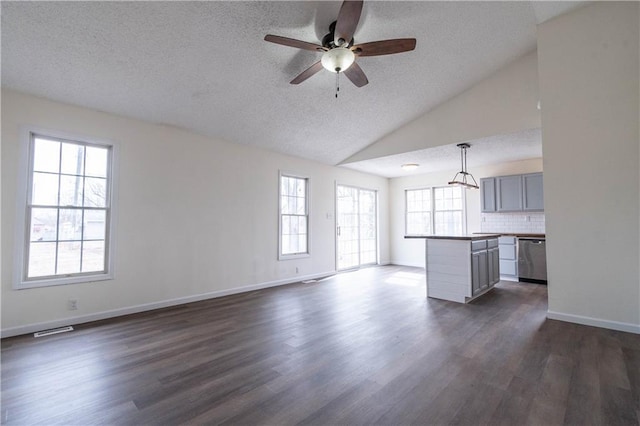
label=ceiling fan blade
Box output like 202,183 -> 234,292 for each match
352,38 -> 417,57
290,61 -> 324,84
264,35 -> 326,52
334,0 -> 363,46
344,62 -> 368,87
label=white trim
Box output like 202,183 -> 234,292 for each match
405,188 -> 432,236
13,127 -> 32,288
16,273 -> 113,290
335,183 -> 379,271
404,185 -> 467,237
334,181 -> 340,270
390,261 -> 424,268
278,171 -> 310,260
547,310 -> 640,334
1,270 -> 336,338
13,126 -> 119,289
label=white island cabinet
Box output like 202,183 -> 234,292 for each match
407,235 -> 500,304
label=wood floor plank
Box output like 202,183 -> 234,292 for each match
2,266 -> 639,425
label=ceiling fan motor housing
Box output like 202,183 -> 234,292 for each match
322,21 -> 354,49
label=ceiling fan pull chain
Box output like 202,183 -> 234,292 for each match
335,72 -> 340,99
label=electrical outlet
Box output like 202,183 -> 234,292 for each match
68,298 -> 78,311
295,267 -> 299,274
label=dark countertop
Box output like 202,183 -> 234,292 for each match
405,234 -> 501,241
479,233 -> 546,239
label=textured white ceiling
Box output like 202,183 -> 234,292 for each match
342,128 -> 543,178
1,2 -> 579,169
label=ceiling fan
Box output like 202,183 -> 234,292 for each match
264,0 -> 416,89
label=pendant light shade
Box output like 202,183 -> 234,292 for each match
448,143 -> 479,189
321,47 -> 355,73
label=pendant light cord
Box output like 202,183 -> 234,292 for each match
463,146 -> 467,174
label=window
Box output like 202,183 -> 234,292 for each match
405,188 -> 431,235
279,173 -> 309,258
434,186 -> 464,235
405,186 -> 465,235
14,129 -> 116,288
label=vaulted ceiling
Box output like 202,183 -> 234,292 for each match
2,1 -> 579,173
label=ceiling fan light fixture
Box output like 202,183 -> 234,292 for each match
448,143 -> 479,189
321,47 -> 355,73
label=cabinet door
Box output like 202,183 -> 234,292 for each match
480,178 -> 496,212
478,251 -> 489,291
471,253 -> 481,295
523,173 -> 544,211
488,248 -> 500,285
498,243 -> 516,260
496,175 -> 523,211
500,260 -> 518,276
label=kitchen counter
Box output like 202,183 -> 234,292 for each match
413,235 -> 501,303
476,232 -> 545,238
405,234 -> 501,241
490,232 -> 546,239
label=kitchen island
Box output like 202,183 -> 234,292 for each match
406,234 -> 501,303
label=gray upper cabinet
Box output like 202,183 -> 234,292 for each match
496,175 -> 523,211
480,178 -> 496,212
522,173 -> 544,211
481,172 -> 544,212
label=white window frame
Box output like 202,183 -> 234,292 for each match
405,188 -> 432,236
13,126 -> 118,289
335,183 -> 379,270
433,186 -> 466,235
405,186 -> 467,236
278,171 -> 310,260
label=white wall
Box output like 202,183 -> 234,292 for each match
1,90 -> 390,336
342,51 -> 541,164
390,158 -> 542,267
538,2 -> 639,332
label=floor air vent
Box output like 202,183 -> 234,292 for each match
302,275 -> 335,284
34,326 -> 74,338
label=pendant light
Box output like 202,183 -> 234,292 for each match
448,143 -> 479,189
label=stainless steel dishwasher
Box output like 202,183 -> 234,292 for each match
518,238 -> 547,283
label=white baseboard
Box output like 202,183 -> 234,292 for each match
390,261 -> 424,268
1,270 -> 335,338
547,310 -> 640,334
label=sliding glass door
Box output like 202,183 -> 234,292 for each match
336,185 -> 377,270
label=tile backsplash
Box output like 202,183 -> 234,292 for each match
480,212 -> 545,234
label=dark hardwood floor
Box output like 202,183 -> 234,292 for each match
2,265 -> 639,425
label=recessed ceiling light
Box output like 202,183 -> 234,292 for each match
401,163 -> 420,171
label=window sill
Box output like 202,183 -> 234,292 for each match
278,253 -> 310,261
14,272 -> 113,290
